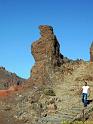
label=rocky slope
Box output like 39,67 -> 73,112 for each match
0,67 -> 25,89
0,25 -> 93,124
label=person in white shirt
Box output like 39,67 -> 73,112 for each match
82,81 -> 90,107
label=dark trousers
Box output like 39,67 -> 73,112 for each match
82,93 -> 88,107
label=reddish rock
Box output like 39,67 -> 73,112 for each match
90,42 -> 93,62
29,25 -> 63,85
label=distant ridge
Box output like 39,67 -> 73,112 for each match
0,66 -> 25,89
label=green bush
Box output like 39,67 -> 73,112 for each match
43,88 -> 56,96
0,83 -> 5,89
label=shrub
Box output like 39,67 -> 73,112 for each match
43,88 -> 56,96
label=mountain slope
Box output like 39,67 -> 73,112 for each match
0,67 -> 25,89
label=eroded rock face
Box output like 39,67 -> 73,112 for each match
31,25 -> 62,65
90,42 -> 93,62
30,25 -> 63,85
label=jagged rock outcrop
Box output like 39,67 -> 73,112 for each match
30,25 -> 63,85
90,41 -> 93,62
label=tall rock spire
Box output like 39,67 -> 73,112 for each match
29,25 -> 63,85
31,25 -> 62,66
90,41 -> 93,62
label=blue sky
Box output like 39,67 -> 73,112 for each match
0,0 -> 93,78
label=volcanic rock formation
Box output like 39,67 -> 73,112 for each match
30,25 -> 64,85
90,42 -> 93,62
0,67 -> 25,89
1,25 -> 93,124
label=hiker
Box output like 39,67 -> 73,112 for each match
82,81 -> 90,107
